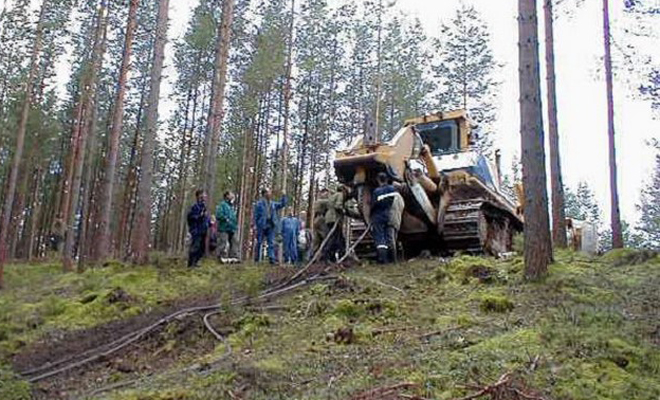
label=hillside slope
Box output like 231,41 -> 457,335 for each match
0,250 -> 659,399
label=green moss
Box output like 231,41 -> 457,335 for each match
478,294 -> 514,313
332,299 -> 364,319
0,365 -> 30,400
602,248 -> 658,267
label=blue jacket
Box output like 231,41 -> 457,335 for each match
371,185 -> 397,224
187,201 -> 210,237
254,195 -> 287,231
281,216 -> 300,240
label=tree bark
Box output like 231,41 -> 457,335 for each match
202,0 -> 235,206
0,0 -> 48,288
518,0 -> 552,280
62,1 -> 109,271
279,0 -> 295,196
602,0 -> 623,249
543,0 -> 567,248
131,0 -> 170,264
95,0 -> 139,261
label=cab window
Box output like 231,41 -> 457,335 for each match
415,120 -> 459,155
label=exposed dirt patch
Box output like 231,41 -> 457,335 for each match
12,293 -> 225,399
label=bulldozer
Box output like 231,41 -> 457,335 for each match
334,110 -> 523,258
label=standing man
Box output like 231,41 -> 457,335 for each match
187,189 -> 210,268
216,191 -> 239,263
324,186 -> 347,262
312,188 -> 330,259
388,189 -> 405,263
253,188 -> 287,264
371,173 -> 397,264
281,207 -> 300,265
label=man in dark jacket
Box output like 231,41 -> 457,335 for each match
187,189 -> 210,267
216,190 -> 239,262
371,173 -> 397,264
253,188 -> 287,264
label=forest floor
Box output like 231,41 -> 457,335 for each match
0,249 -> 659,400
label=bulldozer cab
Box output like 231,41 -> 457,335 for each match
405,110 -> 473,155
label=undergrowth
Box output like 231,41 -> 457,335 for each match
0,249 -> 658,399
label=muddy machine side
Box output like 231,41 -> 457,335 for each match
334,110 -> 523,257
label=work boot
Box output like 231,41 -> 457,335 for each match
377,248 -> 388,264
389,248 -> 398,264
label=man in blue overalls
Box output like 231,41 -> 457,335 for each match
371,172 -> 397,264
253,188 -> 287,264
281,207 -> 301,265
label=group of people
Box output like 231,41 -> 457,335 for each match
311,172 -> 403,265
186,189 -> 240,267
186,171 -> 403,267
186,188 -> 312,267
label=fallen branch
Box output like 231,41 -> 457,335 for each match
451,372 -> 546,400
452,373 -> 512,400
356,276 -> 406,295
349,382 -> 418,400
337,222 -> 371,264
417,326 -> 460,341
278,220 -> 339,288
371,326 -> 419,336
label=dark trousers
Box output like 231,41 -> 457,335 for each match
188,232 -> 207,267
324,221 -> 345,262
255,227 -> 276,263
372,219 -> 392,264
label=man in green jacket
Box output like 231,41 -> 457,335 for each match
216,191 -> 239,262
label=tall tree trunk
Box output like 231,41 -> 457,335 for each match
279,0 -> 294,196
202,0 -> 235,206
543,0 -> 567,248
95,0 -> 139,261
0,0 -> 48,288
518,0 -> 552,280
27,167 -> 43,260
76,90 -> 100,269
602,0 -> 623,249
62,1 -> 108,271
131,0 -> 170,264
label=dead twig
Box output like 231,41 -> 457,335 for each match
357,276 -> 406,295
451,372 -> 546,400
452,373 -> 512,400
349,382 -> 418,400
417,326 -> 460,341
371,326 -> 419,336
337,222 -> 371,264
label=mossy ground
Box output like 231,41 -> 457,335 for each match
1,250 -> 659,399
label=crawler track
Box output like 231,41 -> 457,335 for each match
443,199 -> 522,255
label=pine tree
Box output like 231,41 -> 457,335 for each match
202,0 -> 236,207
564,182 -> 602,227
543,0 -> 567,248
0,0 -> 49,288
602,0 -> 624,249
62,0 -> 109,271
94,0 -> 140,262
131,0 -> 170,264
637,140 -> 660,249
433,4 -> 499,155
518,0 -> 553,279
